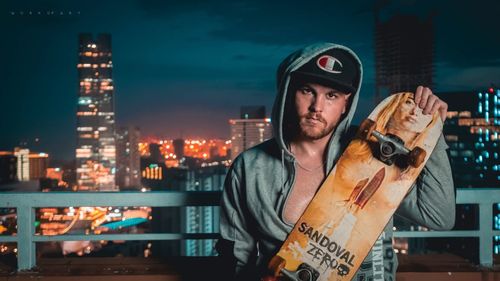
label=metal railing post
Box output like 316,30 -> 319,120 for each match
17,206 -> 36,270
479,202 -> 493,267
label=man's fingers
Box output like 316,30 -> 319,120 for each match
414,86 -> 448,121
429,98 -> 448,121
414,85 -> 424,104
429,98 -> 441,116
424,95 -> 438,115
418,87 -> 431,109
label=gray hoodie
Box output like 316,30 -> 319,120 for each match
218,42 -> 455,281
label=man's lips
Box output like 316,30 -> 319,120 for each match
303,116 -> 325,126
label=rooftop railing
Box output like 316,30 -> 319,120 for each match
0,188 -> 498,271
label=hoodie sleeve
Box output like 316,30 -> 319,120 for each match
217,158 -> 258,280
396,134 -> 456,230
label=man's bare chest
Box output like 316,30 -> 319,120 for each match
282,165 -> 325,225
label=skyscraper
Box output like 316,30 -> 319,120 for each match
0,152 -> 17,184
75,33 -> 117,191
229,106 -> 272,160
181,165 -> 226,256
28,153 -> 49,180
437,87 -> 500,260
116,126 -> 141,189
14,147 -> 29,181
173,139 -> 185,159
439,88 -> 500,187
375,14 -> 434,101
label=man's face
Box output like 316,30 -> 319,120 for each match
293,82 -> 351,140
388,94 -> 432,133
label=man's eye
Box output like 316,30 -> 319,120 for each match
327,92 -> 339,99
301,87 -> 312,94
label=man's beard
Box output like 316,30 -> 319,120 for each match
297,113 -> 336,140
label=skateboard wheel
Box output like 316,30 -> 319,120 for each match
268,255 -> 286,277
357,119 -> 376,140
408,146 -> 426,167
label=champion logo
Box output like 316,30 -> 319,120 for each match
316,55 -> 343,74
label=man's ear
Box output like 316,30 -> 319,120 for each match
342,93 -> 352,114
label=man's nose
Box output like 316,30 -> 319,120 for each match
309,95 -> 325,112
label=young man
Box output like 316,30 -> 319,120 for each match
217,42 -> 455,281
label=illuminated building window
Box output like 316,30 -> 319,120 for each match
78,97 -> 92,105
76,148 -> 92,158
98,112 -> 114,116
77,112 -> 97,116
459,111 -> 471,117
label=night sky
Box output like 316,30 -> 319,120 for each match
1,0 -> 499,161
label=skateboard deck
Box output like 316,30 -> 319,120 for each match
266,92 -> 443,281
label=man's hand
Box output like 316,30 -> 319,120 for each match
414,86 -> 448,121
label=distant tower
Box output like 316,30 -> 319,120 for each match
14,147 -> 30,181
29,153 -> 49,180
75,33 -> 117,191
182,165 -> 227,256
148,143 -> 162,163
116,126 -> 141,189
173,139 -> 185,159
229,106 -> 272,160
0,152 -> 17,184
439,88 -> 500,187
436,87 -> 500,262
375,14 -> 434,102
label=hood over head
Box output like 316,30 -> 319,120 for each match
271,42 -> 363,169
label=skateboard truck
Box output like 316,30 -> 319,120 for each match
357,119 -> 426,168
371,131 -> 408,166
281,263 -> 319,281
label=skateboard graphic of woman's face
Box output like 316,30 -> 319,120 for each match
387,94 -> 432,133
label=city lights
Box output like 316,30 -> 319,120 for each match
1,14 -> 499,276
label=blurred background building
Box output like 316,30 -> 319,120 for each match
116,126 -> 141,190
375,14 -> 434,101
75,33 -> 117,191
229,106 -> 272,160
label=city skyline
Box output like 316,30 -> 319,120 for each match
1,0 -> 500,161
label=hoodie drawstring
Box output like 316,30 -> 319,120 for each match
281,149 -> 285,196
